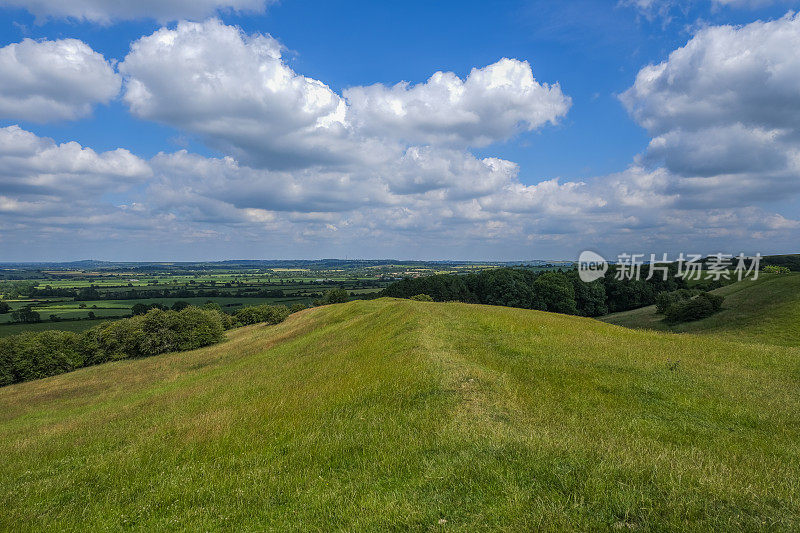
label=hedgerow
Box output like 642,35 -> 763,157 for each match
0,304 -> 292,387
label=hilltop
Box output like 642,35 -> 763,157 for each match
2,299 -> 799,530
601,273 -> 800,346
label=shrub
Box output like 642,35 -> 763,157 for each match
0,331 -> 86,385
319,288 -> 349,305
171,301 -> 191,311
763,265 -> 791,274
1,303 -> 290,387
664,293 -> 724,323
234,304 -> 290,326
410,294 -> 434,302
655,289 -> 698,314
0,301 -> 10,314
202,302 -> 223,312
290,303 -> 308,313
94,314 -> 149,359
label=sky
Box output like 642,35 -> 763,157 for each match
0,0 -> 799,261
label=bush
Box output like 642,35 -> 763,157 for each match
763,265 -> 791,274
202,302 -> 223,312
664,293 -> 724,324
234,304 -> 290,326
171,301 -> 191,311
131,302 -> 169,315
0,331 -> 86,385
410,294 -> 433,302
289,303 -> 308,313
319,288 -> 349,305
655,289 -> 698,314
1,302 -> 292,387
0,301 -> 10,314
1,307 -> 226,386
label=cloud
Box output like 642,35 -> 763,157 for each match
0,124 -> 795,259
146,146 -> 530,217
135,150 -> 798,258
620,12 -> 800,205
0,38 -> 120,122
0,125 -> 150,233
119,20 -> 570,169
0,0 -> 273,24
3,16 -> 799,259
119,19 -> 365,170
343,58 -> 571,147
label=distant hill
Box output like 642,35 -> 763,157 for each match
2,298 -> 799,529
601,273 -> 800,346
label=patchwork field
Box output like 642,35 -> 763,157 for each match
2,298 -> 799,530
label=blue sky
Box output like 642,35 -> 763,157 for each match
1,0 -> 799,260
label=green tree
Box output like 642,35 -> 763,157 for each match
664,293 -> 724,323
533,272 -> 578,315
131,303 -> 150,315
11,307 -> 40,324
0,301 -> 10,314
322,288 -> 349,304
171,301 -> 191,311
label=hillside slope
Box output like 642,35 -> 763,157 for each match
2,299 -> 800,530
601,273 -> 800,346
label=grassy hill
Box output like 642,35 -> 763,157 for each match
601,273 -> 800,346
2,299 -> 800,530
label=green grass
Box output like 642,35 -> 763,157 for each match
0,319 -> 114,337
2,298 -> 799,530
601,273 -> 800,346
0,296 -> 316,332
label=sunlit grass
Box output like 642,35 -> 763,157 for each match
602,273 -> 800,346
1,299 -> 799,530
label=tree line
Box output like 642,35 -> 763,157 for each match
0,303 -> 293,387
382,267 -> 687,317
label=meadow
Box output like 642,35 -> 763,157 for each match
602,272 -> 800,346
1,295 -> 799,530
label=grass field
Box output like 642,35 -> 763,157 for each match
0,296 -> 319,331
0,319 -> 115,337
2,298 -> 799,530
601,273 -> 800,346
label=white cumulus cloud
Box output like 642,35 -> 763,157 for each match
3,15 -> 799,258
119,20 -> 570,169
620,12 -> 800,205
119,19 -> 362,169
344,58 -> 571,147
0,38 -> 120,122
